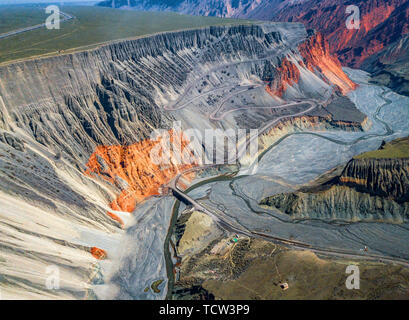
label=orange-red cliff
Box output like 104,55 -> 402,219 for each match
276,0 -> 409,67
85,132 -> 197,225
266,33 -> 357,97
266,57 -> 300,97
298,32 -> 357,94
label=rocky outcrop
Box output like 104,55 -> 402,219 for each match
261,185 -> 408,223
254,31 -> 357,98
98,0 -> 283,18
339,158 -> 409,203
0,131 -> 25,152
362,34 -> 409,96
108,0 -> 409,68
259,112 -> 368,153
85,131 -> 196,214
275,0 -> 409,67
91,247 -> 108,260
265,57 -> 300,97
298,32 -> 357,94
260,151 -> 409,223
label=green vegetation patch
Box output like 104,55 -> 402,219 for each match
0,5 -> 254,65
355,137 -> 409,159
201,243 -> 409,300
151,279 -> 164,294
0,5 -> 48,34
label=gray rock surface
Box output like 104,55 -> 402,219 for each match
362,35 -> 409,97
0,22 -> 344,299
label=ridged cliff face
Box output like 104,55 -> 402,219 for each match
0,23 -> 356,159
297,32 -> 357,94
98,0 -> 284,18
275,0 -> 409,67
254,30 -> 357,98
104,0 -> 409,67
0,23 -> 361,298
362,34 -> 409,96
85,131 -> 196,217
261,185 -> 408,223
260,157 -> 409,223
0,25 -> 284,156
339,158 -> 409,203
265,57 -> 300,97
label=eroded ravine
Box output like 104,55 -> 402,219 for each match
163,71 -> 409,298
0,20 -> 405,299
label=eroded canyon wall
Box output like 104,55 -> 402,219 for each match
101,0 -> 409,68
260,157 -> 409,223
0,22 -> 358,298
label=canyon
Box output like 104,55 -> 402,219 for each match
0,19 -> 372,298
99,0 -> 409,68
0,5 -> 408,300
0,21 -> 364,299
167,66 -> 409,298
260,156 -> 409,223
362,34 -> 409,96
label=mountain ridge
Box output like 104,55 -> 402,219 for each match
98,0 -> 409,67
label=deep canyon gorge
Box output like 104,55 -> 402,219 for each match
0,3 -> 408,300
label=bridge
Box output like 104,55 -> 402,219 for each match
165,169 -> 409,268
166,173 -> 255,237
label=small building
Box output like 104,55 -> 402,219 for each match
279,282 -> 289,291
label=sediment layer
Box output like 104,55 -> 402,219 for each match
260,150 -> 409,222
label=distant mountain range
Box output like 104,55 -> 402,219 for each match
98,0 -> 409,68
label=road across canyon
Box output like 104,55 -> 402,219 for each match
210,98 -> 307,120
164,84 -> 409,268
168,173 -> 409,268
163,46 -> 296,111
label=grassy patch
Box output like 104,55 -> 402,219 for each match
0,5 -> 254,64
151,279 -> 164,294
0,5 -> 47,34
202,246 -> 409,300
355,136 -> 409,159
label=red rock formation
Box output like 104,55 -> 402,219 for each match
266,57 -> 300,97
298,32 -> 357,94
276,0 -> 409,67
107,211 -> 125,228
90,247 -> 107,260
100,1 -> 409,67
85,131 -> 197,220
266,33 -> 356,97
